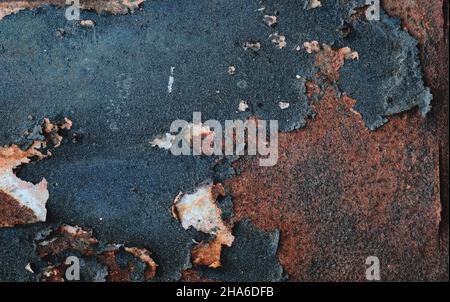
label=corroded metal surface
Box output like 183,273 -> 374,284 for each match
0,0 -> 447,282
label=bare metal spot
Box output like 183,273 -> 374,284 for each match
172,183 -> 234,268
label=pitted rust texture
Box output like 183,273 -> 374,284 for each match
181,269 -> 214,282
35,224 -> 158,282
0,0 -> 447,282
382,0 -> 449,272
227,87 -> 444,281
225,0 -> 448,281
0,190 -> 38,226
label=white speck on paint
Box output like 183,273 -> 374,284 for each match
279,101 -> 290,110
168,67 -> 175,94
25,263 -> 34,274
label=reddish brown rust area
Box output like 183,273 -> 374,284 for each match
0,118 -> 74,227
36,225 -> 158,282
98,250 -> 139,282
305,80 -> 321,99
191,239 -> 223,268
41,264 -> 66,282
0,142 -> 48,227
124,247 -> 158,280
382,0 -> 449,274
227,86 -> 444,281
223,0 -> 448,281
98,247 -> 157,282
313,44 -> 358,82
0,190 -> 37,227
38,225 -> 98,258
181,269 -> 214,282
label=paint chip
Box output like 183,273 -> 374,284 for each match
279,101 -> 290,110
243,41 -> 261,51
42,117 -> 73,148
1,118 -> 72,227
150,123 -> 215,154
238,100 -> 249,112
35,224 -> 157,281
124,247 -> 158,280
306,0 -> 322,10
269,33 -> 287,49
25,263 -> 34,273
228,65 -> 236,75
0,142 -> 48,227
150,133 -> 176,150
263,15 -> 277,27
172,183 -> 234,268
80,19 -> 95,28
303,40 -> 320,53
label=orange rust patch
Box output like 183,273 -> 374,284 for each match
304,42 -> 358,82
227,86 -> 443,281
41,264 -> 66,282
124,247 -> 158,280
191,239 -> 223,268
382,0 -> 448,280
305,80 -> 321,98
0,142 -> 48,227
98,247 -> 157,282
59,224 -> 98,245
98,250 -> 137,282
1,118 -> 73,227
0,141 -> 45,170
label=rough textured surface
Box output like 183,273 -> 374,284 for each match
381,0 -> 449,280
173,183 -> 234,268
0,0 -> 145,20
0,143 -> 48,226
0,118 -> 71,227
35,224 -> 157,282
196,220 -> 284,282
0,0 -> 447,282
227,87 -> 444,281
339,11 -> 432,129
